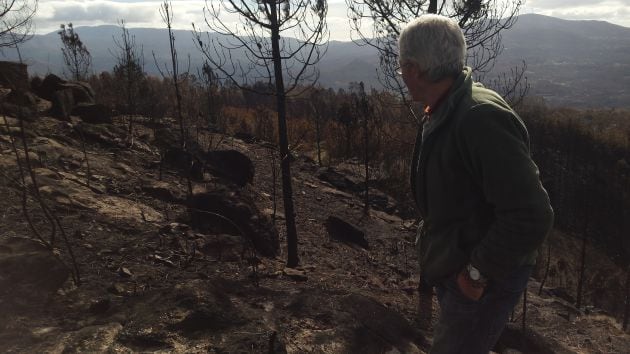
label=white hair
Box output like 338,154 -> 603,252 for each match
398,14 -> 467,82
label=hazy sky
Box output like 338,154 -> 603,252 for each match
34,0 -> 630,40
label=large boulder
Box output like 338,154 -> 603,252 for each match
0,61 -> 28,91
188,189 -> 279,258
153,127 -> 182,151
162,148 -> 204,181
367,190 -> 398,215
318,167 -> 361,193
35,74 -> 95,103
34,74 -> 65,101
141,180 -> 186,204
72,103 -> 112,124
204,150 -> 255,187
74,122 -> 125,148
34,74 -> 97,119
0,237 -> 70,312
0,82 -> 52,120
51,88 -> 75,120
70,81 -> 96,104
325,216 -> 369,249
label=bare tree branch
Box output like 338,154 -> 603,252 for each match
346,0 -> 524,100
0,0 -> 37,49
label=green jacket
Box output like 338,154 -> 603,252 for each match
411,67 -> 554,285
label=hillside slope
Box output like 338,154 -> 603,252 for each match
0,106 -> 629,352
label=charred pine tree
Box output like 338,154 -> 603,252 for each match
624,264 -> 630,331
346,0 -> 527,104
336,101 -> 355,158
351,81 -> 372,214
58,23 -> 91,81
623,172 -> 630,331
538,237 -> 552,296
576,221 -> 588,309
522,286 -> 527,332
576,165 -> 593,310
309,87 -> 326,166
199,61 -> 223,135
112,19 -> 145,146
194,0 -> 328,267
154,1 -> 192,197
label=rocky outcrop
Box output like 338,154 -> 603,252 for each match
74,122 -> 125,148
72,103 -> 112,124
325,216 -> 369,249
318,167 -> 400,215
162,147 -> 204,181
318,167 -> 361,192
0,237 -> 70,312
34,74 -> 95,105
1,90 -> 52,118
141,180 -> 186,204
188,189 -> 279,257
204,150 -> 255,187
32,74 -> 100,120
51,88 -> 75,120
0,61 -> 28,91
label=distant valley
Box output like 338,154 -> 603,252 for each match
2,14 -> 629,108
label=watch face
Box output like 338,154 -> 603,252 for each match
469,267 -> 481,281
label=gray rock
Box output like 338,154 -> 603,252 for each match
318,167 -> 360,192
35,75 -> 97,120
141,180 -> 185,203
325,216 -> 369,249
0,90 -> 51,119
188,188 -> 280,258
283,267 -> 308,281
0,61 -> 28,91
72,103 -> 112,124
50,323 -> 123,353
88,298 -> 111,314
51,88 -> 75,120
197,233 -> 244,262
0,237 -> 70,312
162,147 -> 204,181
204,149 -> 255,187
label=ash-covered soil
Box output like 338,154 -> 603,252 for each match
0,114 -> 628,353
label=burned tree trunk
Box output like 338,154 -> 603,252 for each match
538,239 -> 552,296
623,265 -> 630,331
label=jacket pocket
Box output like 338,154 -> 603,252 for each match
420,223 -> 469,284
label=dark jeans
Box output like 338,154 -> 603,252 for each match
430,265 -> 533,354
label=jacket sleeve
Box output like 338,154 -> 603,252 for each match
456,104 -> 554,281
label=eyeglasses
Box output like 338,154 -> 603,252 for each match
396,62 -> 428,78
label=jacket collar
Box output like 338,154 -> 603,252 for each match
422,67 -> 473,140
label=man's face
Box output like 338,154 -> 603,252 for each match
398,60 -> 425,102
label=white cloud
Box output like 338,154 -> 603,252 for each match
34,0 -> 355,40
34,1 -> 206,34
33,0 -> 630,39
527,0 -> 630,9
524,1 -> 630,27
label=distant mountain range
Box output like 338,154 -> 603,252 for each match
2,14 -> 629,108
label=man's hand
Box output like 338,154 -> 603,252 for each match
456,269 -> 486,301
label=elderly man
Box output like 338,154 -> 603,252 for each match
399,15 -> 554,353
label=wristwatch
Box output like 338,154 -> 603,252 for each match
466,263 -> 487,283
